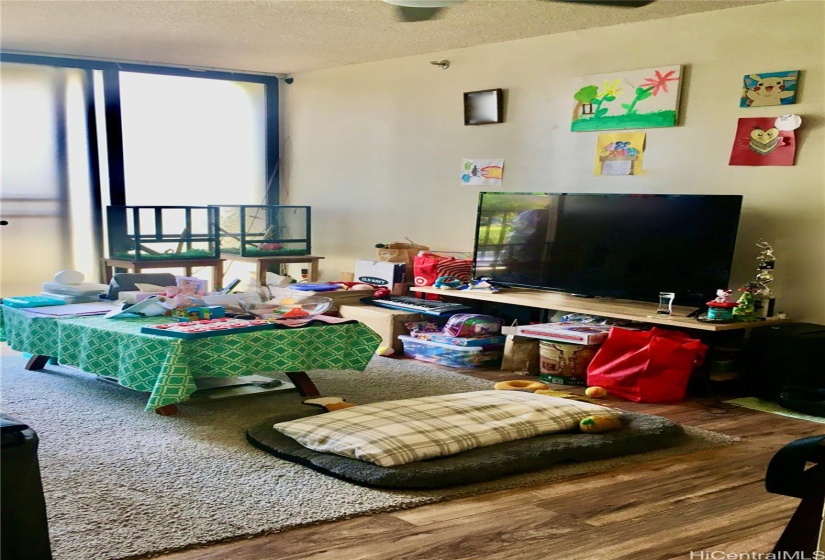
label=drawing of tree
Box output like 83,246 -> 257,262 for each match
572,85 -> 599,122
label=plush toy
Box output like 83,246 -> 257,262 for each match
579,414 -> 623,433
434,276 -> 462,289
494,380 -> 548,392
530,388 -> 622,433
534,389 -> 605,406
585,386 -> 608,398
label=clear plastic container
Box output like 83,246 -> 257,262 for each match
398,335 -> 503,368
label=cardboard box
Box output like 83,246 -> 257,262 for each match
338,304 -> 424,353
515,322 -> 612,345
354,260 -> 406,290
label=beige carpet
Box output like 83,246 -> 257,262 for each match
0,355 -> 739,560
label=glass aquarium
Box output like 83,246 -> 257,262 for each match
210,205 -> 311,257
106,205 -> 220,261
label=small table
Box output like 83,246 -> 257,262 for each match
222,254 -> 324,286
101,257 -> 225,291
0,306 -> 380,414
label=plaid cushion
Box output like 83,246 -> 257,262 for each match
273,390 -> 618,467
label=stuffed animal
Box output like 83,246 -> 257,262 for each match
494,383 -> 622,433
585,386 -> 608,398
579,414 -> 623,433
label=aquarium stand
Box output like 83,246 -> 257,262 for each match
222,254 -> 324,286
101,257 -> 225,292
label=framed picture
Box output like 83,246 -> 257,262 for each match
740,70 -> 799,107
571,65 -> 683,132
464,89 -> 503,125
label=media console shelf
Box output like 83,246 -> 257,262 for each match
411,286 -> 786,332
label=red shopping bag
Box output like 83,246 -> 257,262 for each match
413,252 -> 473,287
586,327 -> 708,403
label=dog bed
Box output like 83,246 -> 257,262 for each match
246,409 -> 685,489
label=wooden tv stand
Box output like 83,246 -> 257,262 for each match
411,286 -> 786,332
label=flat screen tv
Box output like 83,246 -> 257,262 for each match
472,192 -> 744,309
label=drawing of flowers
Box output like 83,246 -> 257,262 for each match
639,69 -> 680,96
571,65 -> 683,132
599,79 -> 623,99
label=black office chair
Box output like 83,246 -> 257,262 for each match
766,434 -> 825,555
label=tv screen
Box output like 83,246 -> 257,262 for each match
472,192 -> 743,309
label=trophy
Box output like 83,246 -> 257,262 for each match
750,239 -> 777,318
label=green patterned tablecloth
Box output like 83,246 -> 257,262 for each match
1,306 -> 381,411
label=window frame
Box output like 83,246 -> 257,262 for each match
0,52 -> 281,277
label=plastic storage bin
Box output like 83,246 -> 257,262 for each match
210,205 -> 311,257
398,335 -> 503,368
106,205 -> 220,261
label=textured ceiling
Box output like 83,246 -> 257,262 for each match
1,0 -> 782,75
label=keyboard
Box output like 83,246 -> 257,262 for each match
362,295 -> 471,316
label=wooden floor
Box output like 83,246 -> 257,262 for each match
153,362 -> 824,560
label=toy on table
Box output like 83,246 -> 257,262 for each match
140,317 -> 275,338
434,276 -> 462,289
459,277 -> 500,293
704,289 -> 739,321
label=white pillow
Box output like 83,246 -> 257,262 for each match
273,390 -> 618,467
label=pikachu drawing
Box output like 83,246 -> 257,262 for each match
741,72 -> 798,107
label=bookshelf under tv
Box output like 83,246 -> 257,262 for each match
411,286 -> 786,332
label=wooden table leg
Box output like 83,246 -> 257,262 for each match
25,355 -> 52,371
285,371 -> 321,398
154,404 -> 180,416
212,261 -> 224,291
257,261 -> 268,287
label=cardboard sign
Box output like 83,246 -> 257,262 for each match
354,260 -> 406,289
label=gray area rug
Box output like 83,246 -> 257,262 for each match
0,355 -> 739,560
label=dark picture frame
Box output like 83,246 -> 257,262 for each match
464,88 -> 504,125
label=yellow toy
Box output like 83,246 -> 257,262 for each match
375,346 -> 395,357
493,380 -> 548,392
579,414 -> 623,433
530,389 -> 622,433
585,386 -> 608,398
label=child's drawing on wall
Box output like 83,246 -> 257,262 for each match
461,159 -> 503,186
571,65 -> 682,132
594,132 -> 646,176
729,117 -> 796,166
740,71 -> 798,108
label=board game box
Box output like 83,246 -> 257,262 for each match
514,322 -> 612,345
140,318 -> 276,339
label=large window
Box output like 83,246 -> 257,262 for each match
0,54 -> 280,296
119,72 -> 267,206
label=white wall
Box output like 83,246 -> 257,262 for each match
282,0 -> 825,324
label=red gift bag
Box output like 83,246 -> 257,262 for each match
413,252 -> 474,300
586,326 -> 708,403
413,252 -> 473,287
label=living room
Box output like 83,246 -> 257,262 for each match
1,1 -> 824,559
